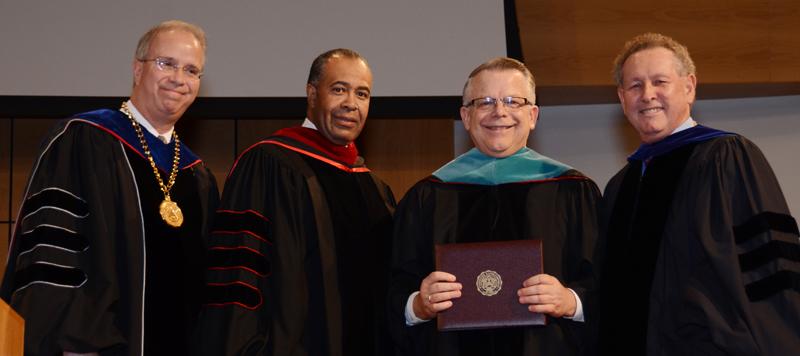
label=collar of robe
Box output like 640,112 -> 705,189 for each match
433,147 -> 572,185
628,125 -> 733,163
273,126 -> 360,166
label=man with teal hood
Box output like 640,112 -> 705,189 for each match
388,57 -> 600,356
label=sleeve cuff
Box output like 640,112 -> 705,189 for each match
562,288 -> 585,322
404,291 -> 431,326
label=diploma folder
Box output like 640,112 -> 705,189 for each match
435,239 -> 545,331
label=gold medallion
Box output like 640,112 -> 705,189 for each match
159,199 -> 184,228
120,101 -> 185,229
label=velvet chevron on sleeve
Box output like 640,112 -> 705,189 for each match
196,127 -> 395,356
598,130 -> 800,356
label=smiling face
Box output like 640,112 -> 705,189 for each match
460,69 -> 538,158
618,47 -> 696,144
306,56 -> 373,146
130,29 -> 204,130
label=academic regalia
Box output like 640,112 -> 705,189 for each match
388,147 -> 601,356
0,109 -> 219,355
597,125 -> 800,356
196,126 -> 396,356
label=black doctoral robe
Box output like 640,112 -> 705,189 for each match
597,125 -> 800,355
196,126 -> 396,356
388,148 -> 601,356
0,109 -> 219,355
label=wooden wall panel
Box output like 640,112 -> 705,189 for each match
1,119 -> 9,221
518,0 -> 800,86
236,119 -> 301,153
10,119 -> 58,226
178,119 -> 236,190
0,225 -> 7,282
769,1 -> 800,81
358,118 -> 454,199
1,118 -> 9,281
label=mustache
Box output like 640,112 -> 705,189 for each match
333,107 -> 357,115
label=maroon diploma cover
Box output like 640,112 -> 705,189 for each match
435,239 -> 545,331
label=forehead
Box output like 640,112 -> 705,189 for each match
622,47 -> 681,79
467,69 -> 530,96
148,30 -> 205,65
320,57 -> 373,87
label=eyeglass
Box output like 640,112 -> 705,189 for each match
463,96 -> 533,111
139,57 -> 203,79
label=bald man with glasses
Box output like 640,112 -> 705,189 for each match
0,20 -> 218,355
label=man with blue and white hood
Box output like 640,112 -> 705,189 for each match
388,57 -> 601,356
596,32 -> 800,356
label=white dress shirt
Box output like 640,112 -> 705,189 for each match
124,100 -> 174,144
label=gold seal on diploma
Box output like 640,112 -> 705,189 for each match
120,102 -> 185,229
476,270 -> 502,296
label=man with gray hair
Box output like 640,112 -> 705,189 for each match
196,48 -> 395,356
596,32 -> 800,355
0,20 -> 218,355
388,57 -> 600,355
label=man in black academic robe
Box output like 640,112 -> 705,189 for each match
388,57 -> 601,356
0,21 -> 218,355
596,32 -> 800,356
195,49 -> 395,356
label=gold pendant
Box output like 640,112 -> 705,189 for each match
159,199 -> 184,228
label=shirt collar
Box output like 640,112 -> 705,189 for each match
670,117 -> 697,135
302,118 -> 317,130
126,100 -> 173,143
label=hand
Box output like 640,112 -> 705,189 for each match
517,273 -> 576,318
413,271 -> 462,320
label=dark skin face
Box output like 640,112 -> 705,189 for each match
306,57 -> 373,145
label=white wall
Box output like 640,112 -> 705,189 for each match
455,95 -> 800,215
0,1 -> 505,97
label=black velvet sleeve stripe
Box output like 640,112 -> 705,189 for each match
734,212 -> 799,244
207,247 -> 270,277
745,270 -> 800,302
204,281 -> 263,310
19,225 -> 89,253
739,240 -> 800,272
213,210 -> 270,244
13,262 -> 88,292
21,187 -> 89,219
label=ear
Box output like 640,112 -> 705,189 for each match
133,59 -> 144,87
617,86 -> 627,112
460,105 -> 471,131
685,73 -> 697,104
529,104 -> 539,131
306,83 -> 317,108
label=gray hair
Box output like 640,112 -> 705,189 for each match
462,57 -> 536,103
612,32 -> 695,86
134,20 -> 207,60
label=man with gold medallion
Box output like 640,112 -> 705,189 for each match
0,20 -> 218,355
